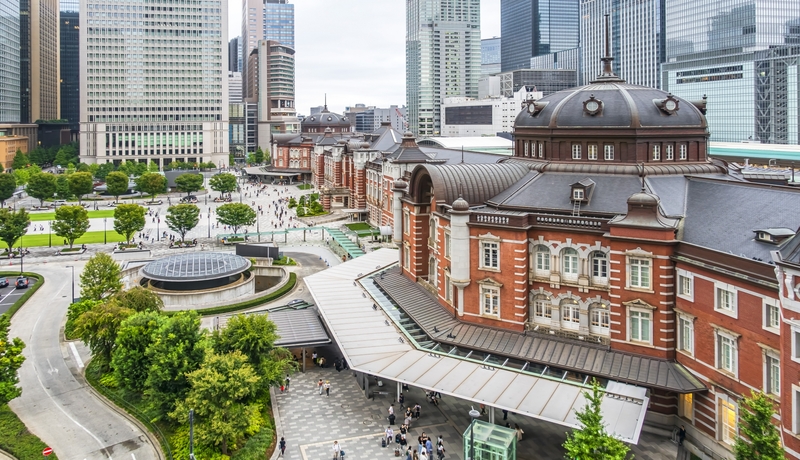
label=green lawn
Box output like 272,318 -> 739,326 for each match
345,222 -> 372,231
27,209 -> 117,222
296,184 -> 313,190
1,230 -> 126,249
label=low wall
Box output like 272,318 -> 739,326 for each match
153,274 -> 256,308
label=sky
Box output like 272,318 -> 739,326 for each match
228,0 -> 501,116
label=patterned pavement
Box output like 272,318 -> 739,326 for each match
271,346 -> 680,460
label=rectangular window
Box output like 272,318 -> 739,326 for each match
572,144 -> 581,159
604,144 -> 614,160
403,246 -> 410,268
444,273 -> 452,302
678,316 -> 694,355
666,144 -> 674,160
592,257 -> 608,278
538,142 -> 544,158
716,287 -> 736,313
766,354 -> 780,395
444,232 -> 451,259
630,310 -> 651,342
629,258 -> 651,289
536,251 -> 550,272
719,399 -> 737,445
588,144 -> 598,160
572,189 -> 584,200
534,299 -> 551,319
678,393 -> 693,421
403,211 -> 409,234
765,300 -> 779,330
679,144 -> 687,160
678,273 -> 693,299
717,333 -> 737,374
481,241 -> 499,269
481,286 -> 500,317
523,142 -> 529,156
591,308 -> 610,330
652,144 -> 661,160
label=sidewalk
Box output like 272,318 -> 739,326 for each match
271,350 -> 679,460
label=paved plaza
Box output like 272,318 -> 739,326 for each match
271,346 -> 680,460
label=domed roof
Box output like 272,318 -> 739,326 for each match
303,105 -> 350,127
452,196 -> 470,212
515,82 -> 707,130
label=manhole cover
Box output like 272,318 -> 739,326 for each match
370,414 -> 383,420
363,420 -> 371,425
340,404 -> 350,409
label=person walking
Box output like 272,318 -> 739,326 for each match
386,426 -> 394,444
436,439 -> 445,460
278,437 -> 286,456
325,380 -> 331,396
318,378 -> 324,395
514,423 -> 524,442
332,440 -> 341,459
425,438 -> 433,457
284,374 -> 291,393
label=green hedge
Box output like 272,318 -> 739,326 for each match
0,272 -> 44,319
0,404 -> 56,460
165,273 -> 297,317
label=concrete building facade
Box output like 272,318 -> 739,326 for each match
441,86 -> 542,137
241,0 -> 293,106
256,40 -> 298,142
406,0 -> 481,136
79,0 -> 229,167
20,0 -> 60,123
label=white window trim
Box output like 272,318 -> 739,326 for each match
403,211 -> 410,234
793,384 -> 800,435
627,306 -> 653,345
589,303 -> 610,336
652,144 -> 661,160
561,248 -> 580,282
588,144 -> 598,160
531,295 -> 552,323
480,284 -> 500,318
792,323 -> 800,364
718,396 -> 738,445
560,301 -> 581,330
679,144 -> 687,160
676,269 -> 694,302
444,231 -> 451,260
626,254 -> 653,292
676,310 -> 695,357
479,238 -> 500,271
714,326 -> 740,377
762,348 -> 780,396
714,282 -> 738,319
591,251 -> 609,286
763,298 -> 780,334
533,244 -> 551,278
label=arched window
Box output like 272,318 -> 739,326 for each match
590,251 -> 608,285
562,248 -> 579,281
428,218 -> 437,248
428,256 -> 437,286
532,244 -> 551,278
560,298 -> 581,330
530,294 -> 551,323
590,302 -> 610,335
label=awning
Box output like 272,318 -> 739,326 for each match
305,249 -> 650,444
244,308 -> 331,348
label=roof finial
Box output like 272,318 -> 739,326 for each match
324,93 -> 328,112
590,13 -> 625,83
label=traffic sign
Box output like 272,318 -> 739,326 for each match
42,447 -> 53,456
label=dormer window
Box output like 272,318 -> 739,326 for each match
754,228 -> 796,244
570,178 -> 595,203
573,189 -> 585,201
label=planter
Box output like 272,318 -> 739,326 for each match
56,248 -> 86,255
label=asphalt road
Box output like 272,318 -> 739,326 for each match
0,274 -> 39,315
7,261 -> 159,460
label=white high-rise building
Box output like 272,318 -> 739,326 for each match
406,0 -> 481,136
580,0 -> 664,88
79,0 -> 229,167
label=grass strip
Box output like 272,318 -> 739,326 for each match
165,273 -> 297,317
0,404 -> 57,460
28,210 -> 117,221
0,231 -> 126,249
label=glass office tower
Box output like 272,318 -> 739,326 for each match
482,37 -> 502,75
0,0 -> 21,122
501,0 -> 580,72
60,0 -> 79,130
662,0 -> 800,143
406,0 -> 481,136
79,0 -> 229,167
241,0 -> 294,100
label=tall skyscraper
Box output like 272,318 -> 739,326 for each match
0,0 -> 21,122
241,0 -> 294,100
229,36 -> 240,72
79,0 -> 229,167
500,0 -> 580,72
482,37 -> 502,75
406,0 -> 481,136
60,0 -> 79,130
662,0 -> 800,143
20,0 -> 60,123
580,0 -> 664,88
256,40 -> 298,141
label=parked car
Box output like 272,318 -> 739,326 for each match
0,278 -> 8,288
181,195 -> 198,203
15,276 -> 29,288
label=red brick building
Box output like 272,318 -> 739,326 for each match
386,60 -> 800,457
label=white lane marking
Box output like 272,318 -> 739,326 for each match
46,358 -> 59,375
69,342 -> 85,368
0,287 -> 16,304
31,287 -> 113,460
131,454 -> 136,460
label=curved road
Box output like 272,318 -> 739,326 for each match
8,261 -> 159,460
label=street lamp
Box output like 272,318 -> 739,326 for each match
65,265 -> 75,303
18,236 -> 23,275
157,218 -> 160,241
103,218 -> 107,244
207,213 -> 210,238
48,220 -> 52,247
468,406 -> 480,460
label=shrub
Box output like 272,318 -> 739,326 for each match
287,198 -> 297,208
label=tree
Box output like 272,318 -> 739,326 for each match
166,204 -> 200,242
65,299 -> 102,339
113,204 -> 146,244
68,171 -> 94,204
171,351 -> 262,456
117,160 -> 146,177
563,379 -> 632,460
80,253 -> 122,301
213,313 -> 294,389
53,205 -> 90,249
147,161 -> 160,172
25,172 -> 57,206
135,172 -> 167,202
11,150 -> 29,170
12,168 -> 30,187
55,174 -> 71,200
0,209 -> 29,255
74,299 -> 133,365
144,311 -> 207,414
107,286 -> 164,313
734,391 -> 784,460
208,173 -> 237,198
112,311 -> 166,393
0,314 -> 25,405
54,144 -> 78,168
175,173 -> 204,197
0,173 -> 17,207
216,203 -> 256,235
96,163 -> 115,180
254,147 -> 264,164
105,171 -> 130,203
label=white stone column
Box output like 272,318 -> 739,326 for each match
391,181 -> 407,263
